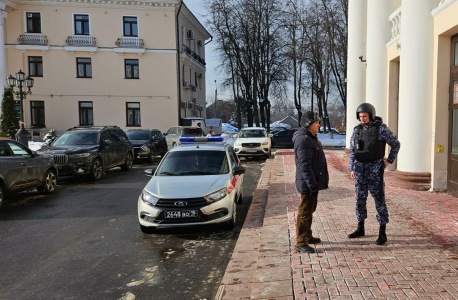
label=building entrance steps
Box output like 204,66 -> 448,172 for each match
217,149 -> 458,300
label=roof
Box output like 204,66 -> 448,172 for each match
171,143 -> 227,152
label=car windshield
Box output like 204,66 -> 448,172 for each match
182,128 -> 203,136
157,150 -> 229,176
126,131 -> 150,140
53,132 -> 99,146
239,129 -> 266,138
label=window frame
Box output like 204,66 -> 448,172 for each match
76,57 -> 92,78
124,59 -> 139,79
122,15 -> 138,37
79,101 -> 94,126
25,12 -> 42,33
28,56 -> 43,77
73,13 -> 90,36
30,100 -> 45,128
126,102 -> 141,127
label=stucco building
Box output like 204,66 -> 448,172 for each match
346,0 -> 458,197
0,0 -> 210,135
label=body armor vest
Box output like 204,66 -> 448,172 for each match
354,123 -> 385,162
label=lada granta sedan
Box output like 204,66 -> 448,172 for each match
138,137 -> 245,233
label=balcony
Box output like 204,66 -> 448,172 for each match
181,44 -> 206,69
387,7 -> 401,48
66,35 -> 97,46
16,34 -> 49,53
114,37 -> 145,56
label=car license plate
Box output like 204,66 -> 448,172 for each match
164,210 -> 198,218
246,150 -> 257,153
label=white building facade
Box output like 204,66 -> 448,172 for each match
0,0 -> 210,135
347,0 -> 458,196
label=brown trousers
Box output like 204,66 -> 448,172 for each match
296,192 -> 318,246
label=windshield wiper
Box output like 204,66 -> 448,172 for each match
158,172 -> 179,176
176,171 -> 214,175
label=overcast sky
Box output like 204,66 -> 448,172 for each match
182,0 -> 229,101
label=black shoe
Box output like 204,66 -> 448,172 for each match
294,245 -> 315,253
308,236 -> 321,244
348,221 -> 365,238
375,225 -> 387,245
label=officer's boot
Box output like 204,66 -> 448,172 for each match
348,221 -> 365,238
375,225 -> 387,245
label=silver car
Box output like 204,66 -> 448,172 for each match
165,126 -> 204,149
0,139 -> 58,208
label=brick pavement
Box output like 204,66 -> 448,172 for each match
217,149 -> 458,300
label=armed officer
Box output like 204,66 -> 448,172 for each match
348,103 -> 400,245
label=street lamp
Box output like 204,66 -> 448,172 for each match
7,70 -> 34,147
214,79 -> 217,118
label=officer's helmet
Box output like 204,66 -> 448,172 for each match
356,103 -> 376,121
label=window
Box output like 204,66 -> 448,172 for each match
79,101 -> 93,126
30,101 -> 45,128
26,12 -> 41,33
28,56 -> 43,77
77,58 -> 92,78
7,142 -> 32,158
74,14 -> 89,35
126,102 -> 141,126
123,16 -> 138,37
125,59 -> 139,79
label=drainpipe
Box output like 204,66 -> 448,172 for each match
176,0 -> 183,125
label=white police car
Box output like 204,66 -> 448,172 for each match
138,136 -> 245,233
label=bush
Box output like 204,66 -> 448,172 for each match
0,88 -> 20,138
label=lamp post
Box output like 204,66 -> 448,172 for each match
7,70 -> 34,147
214,79 -> 217,118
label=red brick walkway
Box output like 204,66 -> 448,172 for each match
218,150 -> 458,300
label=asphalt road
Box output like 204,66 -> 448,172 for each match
0,157 -> 264,300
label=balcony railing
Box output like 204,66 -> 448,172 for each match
389,7 -> 401,42
65,35 -> 97,46
115,37 -> 144,48
17,34 -> 48,45
182,44 -> 206,67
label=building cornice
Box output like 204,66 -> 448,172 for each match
10,0 -> 179,10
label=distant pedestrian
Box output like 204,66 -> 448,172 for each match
292,111 -> 329,253
348,103 -> 400,245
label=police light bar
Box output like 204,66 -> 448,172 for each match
180,136 -> 224,143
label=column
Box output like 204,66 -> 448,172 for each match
365,1 -> 392,120
0,11 -> 7,90
394,0 -> 436,190
346,0 -> 366,149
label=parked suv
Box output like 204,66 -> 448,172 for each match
38,126 -> 134,180
234,127 -> 273,159
0,139 -> 57,208
126,129 -> 168,163
165,126 -> 204,149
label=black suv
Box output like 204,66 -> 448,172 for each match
125,129 -> 168,163
38,126 -> 134,180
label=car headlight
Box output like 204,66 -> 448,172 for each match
234,141 -> 241,146
68,153 -> 91,158
262,142 -> 269,145
141,190 -> 159,206
204,187 -> 228,203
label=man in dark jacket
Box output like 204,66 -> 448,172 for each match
348,103 -> 400,245
292,111 -> 329,253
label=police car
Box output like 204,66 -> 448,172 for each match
138,136 -> 245,233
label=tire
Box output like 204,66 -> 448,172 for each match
38,169 -> 57,194
121,152 -> 133,171
237,187 -> 244,204
266,148 -> 272,159
172,142 -> 177,149
0,184 -> 3,209
140,224 -> 156,234
226,201 -> 236,230
90,158 -> 103,180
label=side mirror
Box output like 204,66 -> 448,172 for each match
232,133 -> 238,138
31,151 -> 38,157
232,166 -> 246,175
104,140 -> 111,145
268,134 -> 273,138
144,168 -> 156,176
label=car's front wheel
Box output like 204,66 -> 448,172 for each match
38,169 -> 57,194
140,224 -> 156,234
0,184 -> 4,209
121,152 -> 133,171
172,142 -> 177,148
90,158 -> 103,180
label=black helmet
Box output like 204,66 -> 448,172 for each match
356,103 -> 376,121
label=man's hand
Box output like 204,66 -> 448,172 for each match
384,161 -> 390,169
310,184 -> 318,196
350,171 -> 355,179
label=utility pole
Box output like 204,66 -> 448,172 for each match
214,80 -> 217,118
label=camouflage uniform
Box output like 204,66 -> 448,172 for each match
349,117 -> 400,226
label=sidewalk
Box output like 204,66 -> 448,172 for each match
215,149 -> 458,300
